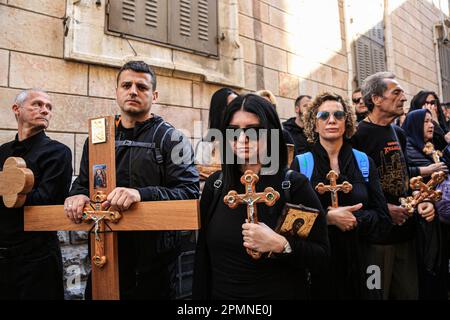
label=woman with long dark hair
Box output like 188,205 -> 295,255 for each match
292,93 -> 391,299
409,90 -> 449,151
192,94 -> 329,299
196,88 -> 238,179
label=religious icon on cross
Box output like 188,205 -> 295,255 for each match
223,170 -> 280,259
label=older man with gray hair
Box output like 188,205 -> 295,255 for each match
352,72 -> 436,300
0,89 -> 72,299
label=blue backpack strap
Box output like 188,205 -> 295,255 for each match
352,149 -> 369,183
296,152 -> 314,181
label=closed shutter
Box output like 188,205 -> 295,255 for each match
439,40 -> 450,101
354,22 -> 386,86
107,0 -> 168,43
355,36 -> 373,85
168,0 -> 218,56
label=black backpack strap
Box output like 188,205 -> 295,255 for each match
115,140 -> 156,148
282,169 -> 293,203
205,172 -> 224,225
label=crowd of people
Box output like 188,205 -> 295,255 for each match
1,60 -> 449,300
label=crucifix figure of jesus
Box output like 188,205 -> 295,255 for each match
315,170 -> 353,208
0,116 -> 200,300
223,170 -> 280,259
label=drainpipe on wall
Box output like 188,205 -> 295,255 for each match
342,0 -> 354,99
433,23 -> 444,100
384,0 -> 396,73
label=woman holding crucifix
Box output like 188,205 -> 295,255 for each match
193,94 -> 329,299
291,92 -> 392,299
401,109 -> 449,300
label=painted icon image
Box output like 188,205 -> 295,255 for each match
93,164 -> 107,189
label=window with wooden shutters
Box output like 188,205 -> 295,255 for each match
106,0 -> 218,56
350,0 -> 386,86
354,23 -> 387,86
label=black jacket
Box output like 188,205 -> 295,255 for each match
282,117 -> 310,155
291,141 -> 391,299
70,115 -> 200,295
192,170 -> 329,300
0,131 -> 72,247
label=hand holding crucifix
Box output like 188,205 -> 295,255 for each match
400,171 -> 446,215
224,170 -> 280,259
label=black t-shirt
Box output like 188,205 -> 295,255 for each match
352,121 -> 418,243
0,131 -> 72,246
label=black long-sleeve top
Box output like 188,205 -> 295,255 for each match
0,131 -> 73,246
291,141 -> 391,299
192,169 -> 329,300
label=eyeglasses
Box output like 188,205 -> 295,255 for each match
352,97 -> 363,104
316,111 -> 346,121
425,99 -> 438,105
226,126 -> 265,141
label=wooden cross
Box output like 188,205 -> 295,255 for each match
315,170 -> 352,208
400,171 -> 446,214
223,170 -> 280,259
0,157 -> 34,208
423,142 -> 442,164
1,116 -> 200,300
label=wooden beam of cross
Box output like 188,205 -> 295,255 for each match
315,170 -> 352,208
19,116 -> 199,300
423,142 -> 443,164
223,170 -> 280,259
400,171 -> 446,214
0,157 -> 34,208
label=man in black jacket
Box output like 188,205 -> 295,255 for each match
352,72 -> 435,299
64,61 -> 200,299
282,95 -> 311,155
0,89 -> 72,299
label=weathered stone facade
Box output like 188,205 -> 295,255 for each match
0,0 -> 449,299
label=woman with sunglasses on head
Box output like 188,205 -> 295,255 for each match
192,94 -> 329,300
409,90 -> 449,151
401,109 -> 449,300
291,93 -> 391,299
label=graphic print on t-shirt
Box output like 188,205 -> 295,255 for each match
377,140 -> 409,198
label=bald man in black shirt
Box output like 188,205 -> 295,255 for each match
0,89 -> 72,300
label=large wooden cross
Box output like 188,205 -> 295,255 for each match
1,116 -> 199,300
0,157 -> 34,208
223,170 -> 280,259
400,171 -> 446,214
315,170 -> 352,208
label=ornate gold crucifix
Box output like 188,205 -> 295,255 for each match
315,170 -> 352,208
423,142 -> 443,164
400,171 -> 446,214
224,170 -> 280,259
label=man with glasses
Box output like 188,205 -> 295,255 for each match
0,89 -> 72,299
352,72 -> 435,300
352,88 -> 369,123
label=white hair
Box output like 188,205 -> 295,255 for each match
14,88 -> 48,107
